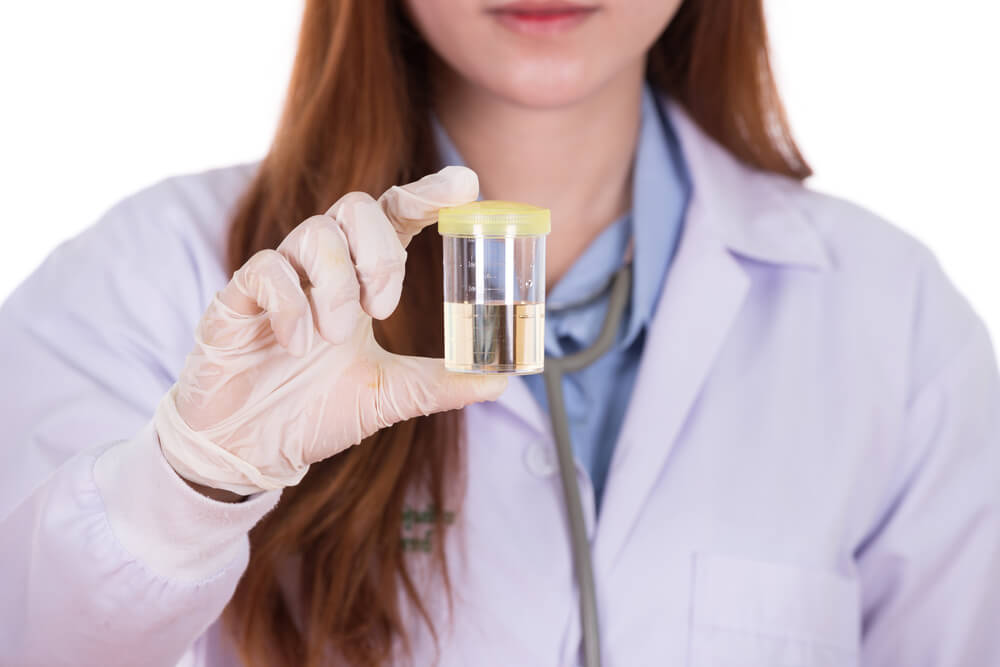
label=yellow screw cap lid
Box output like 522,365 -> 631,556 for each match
437,200 -> 551,237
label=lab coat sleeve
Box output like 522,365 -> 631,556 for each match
857,260 -> 1000,664
0,180 -> 278,666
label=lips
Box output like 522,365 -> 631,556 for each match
487,1 -> 600,35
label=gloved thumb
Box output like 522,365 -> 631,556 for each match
377,353 -> 509,425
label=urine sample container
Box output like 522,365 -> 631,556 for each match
438,201 -> 550,374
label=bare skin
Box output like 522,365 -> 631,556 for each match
434,58 -> 643,287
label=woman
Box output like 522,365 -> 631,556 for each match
2,0 -> 997,665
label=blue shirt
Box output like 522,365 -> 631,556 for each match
434,84 -> 690,508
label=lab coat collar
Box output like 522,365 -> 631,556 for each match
663,97 -> 833,272
593,182 -> 751,571
489,93 -> 832,435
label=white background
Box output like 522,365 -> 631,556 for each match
2,1 -> 997,342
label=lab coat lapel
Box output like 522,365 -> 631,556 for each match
593,188 -> 750,571
593,97 -> 818,570
481,95 -> 832,572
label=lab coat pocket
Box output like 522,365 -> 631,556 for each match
688,553 -> 860,667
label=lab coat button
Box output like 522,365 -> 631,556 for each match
524,443 -> 557,477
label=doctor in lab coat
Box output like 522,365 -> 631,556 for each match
1,0 -> 999,665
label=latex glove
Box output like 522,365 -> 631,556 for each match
154,167 -> 508,496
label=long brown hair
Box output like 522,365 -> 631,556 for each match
223,1 -> 809,665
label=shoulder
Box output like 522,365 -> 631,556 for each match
782,179 -> 932,276
7,162 -> 259,321
665,96 -> 969,333
771,175 -> 990,393
1,161 -> 261,383
79,161 -> 259,286
665,97 -> 963,325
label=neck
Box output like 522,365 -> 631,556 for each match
434,64 -> 645,287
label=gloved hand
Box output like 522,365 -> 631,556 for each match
154,166 -> 508,496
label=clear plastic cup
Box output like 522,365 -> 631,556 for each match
438,201 -> 550,374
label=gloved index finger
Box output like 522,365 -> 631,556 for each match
376,165 -> 479,248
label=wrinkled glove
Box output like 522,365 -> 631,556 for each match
155,166 -> 508,496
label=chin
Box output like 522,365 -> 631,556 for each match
486,59 -> 602,109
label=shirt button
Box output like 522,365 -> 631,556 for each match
524,442 -> 557,477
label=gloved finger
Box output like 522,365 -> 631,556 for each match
377,165 -> 479,248
326,192 -> 407,320
276,214 -> 364,344
209,249 -> 314,356
369,353 -> 508,430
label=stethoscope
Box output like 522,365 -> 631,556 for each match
535,91 -> 672,666
542,259 -> 631,667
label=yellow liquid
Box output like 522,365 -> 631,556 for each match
444,302 -> 545,374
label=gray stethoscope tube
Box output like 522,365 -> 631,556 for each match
541,261 -> 632,667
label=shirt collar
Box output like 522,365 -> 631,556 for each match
544,213 -> 630,355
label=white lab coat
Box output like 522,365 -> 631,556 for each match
1,100 -> 998,666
